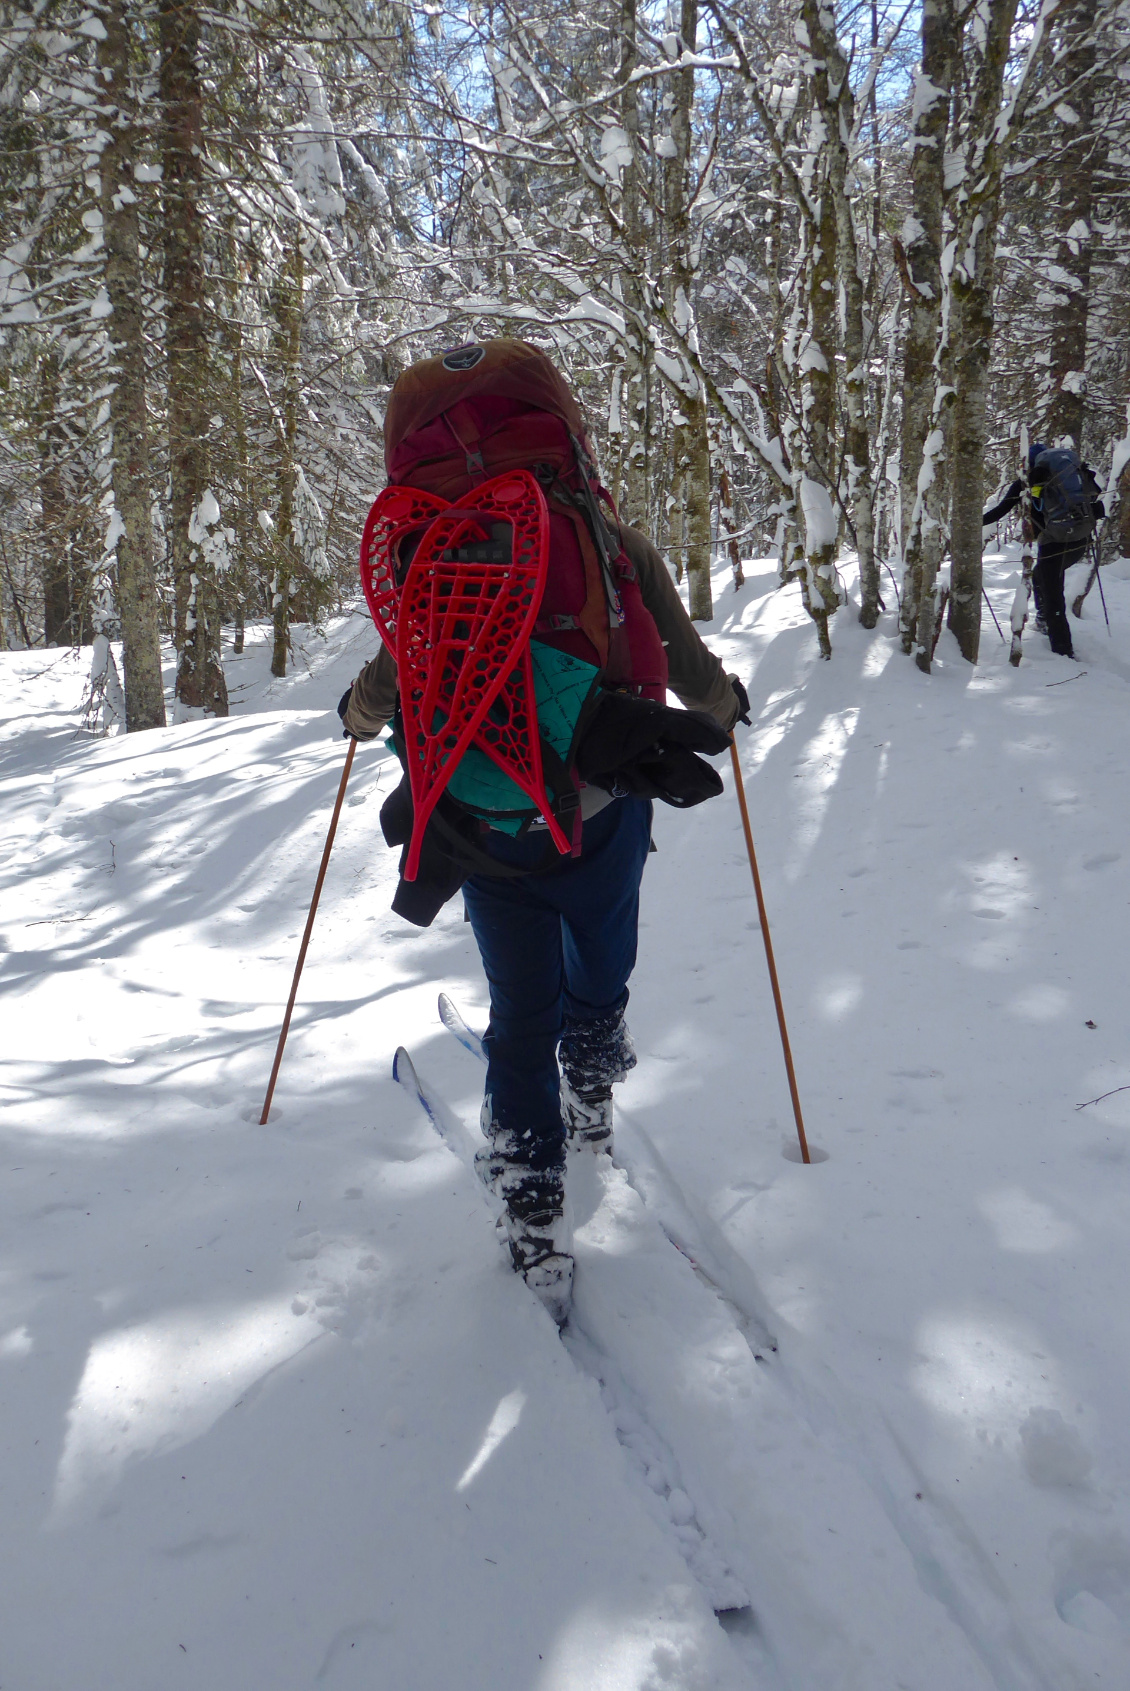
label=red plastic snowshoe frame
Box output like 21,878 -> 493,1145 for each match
360,470 -> 575,880
360,483 -> 448,650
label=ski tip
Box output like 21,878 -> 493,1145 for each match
392,1046 -> 413,1084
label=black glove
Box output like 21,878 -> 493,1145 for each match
729,675 -> 751,726
337,685 -> 356,741
601,741 -> 724,808
576,691 -> 730,778
575,691 -> 730,810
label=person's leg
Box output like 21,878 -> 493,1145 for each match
1034,543 -> 1075,656
462,866 -> 573,1321
544,798 -> 653,1145
1031,561 -> 1047,631
461,872 -> 565,1172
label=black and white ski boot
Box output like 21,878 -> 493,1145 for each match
503,1175 -> 573,1327
476,1106 -> 573,1324
559,1006 -> 636,1156
561,1077 -> 614,1151
474,1116 -> 527,1199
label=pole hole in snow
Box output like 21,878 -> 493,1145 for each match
716,1605 -> 774,1674
240,1103 -> 281,1123
782,1142 -> 829,1164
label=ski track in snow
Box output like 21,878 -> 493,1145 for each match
427,1000 -> 1070,1690
399,1034 -> 756,1613
3,553 -> 1130,1687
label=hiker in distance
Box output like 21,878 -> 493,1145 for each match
983,441 -> 1104,660
339,339 -> 749,1322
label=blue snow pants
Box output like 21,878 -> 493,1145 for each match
462,796 -> 653,1171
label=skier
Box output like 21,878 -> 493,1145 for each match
339,340 -> 748,1321
983,442 -> 1104,660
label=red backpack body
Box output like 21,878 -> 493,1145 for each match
361,341 -> 669,880
383,343 -> 668,698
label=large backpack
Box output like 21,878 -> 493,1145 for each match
360,341 -> 668,882
1030,447 -> 1097,546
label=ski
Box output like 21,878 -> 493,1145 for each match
394,1039 -> 573,1327
392,1045 -> 442,1131
437,990 -> 484,1062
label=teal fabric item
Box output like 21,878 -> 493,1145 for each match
445,640 -> 599,833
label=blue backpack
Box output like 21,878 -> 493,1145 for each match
1030,448 -> 1097,546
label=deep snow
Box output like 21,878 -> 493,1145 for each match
3,549 -> 1130,1689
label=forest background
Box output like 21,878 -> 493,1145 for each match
2,0 -> 1129,733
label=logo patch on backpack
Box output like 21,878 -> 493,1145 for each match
442,344 -> 485,372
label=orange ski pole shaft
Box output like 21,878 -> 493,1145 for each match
260,737 -> 357,1125
729,736 -> 811,1164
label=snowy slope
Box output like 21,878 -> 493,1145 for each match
3,551 -> 1130,1689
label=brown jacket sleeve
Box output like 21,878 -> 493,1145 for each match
620,524 -> 740,732
342,642 -> 398,740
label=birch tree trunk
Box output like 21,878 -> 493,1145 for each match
1043,0 -> 1098,447
663,0 -> 712,620
793,71 -> 841,659
222,216 -> 252,655
718,463 -> 744,590
616,0 -> 652,531
270,237 -> 303,679
162,0 -> 227,716
37,353 -> 76,645
668,427 -> 686,582
683,394 -> 714,618
897,0 -> 955,652
947,0 -> 1022,664
803,0 -> 877,626
98,0 -> 166,732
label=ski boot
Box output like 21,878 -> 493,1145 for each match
476,1104 -> 573,1324
561,1077 -> 614,1150
474,1111 -> 527,1200
559,1005 -> 637,1157
502,1171 -> 573,1327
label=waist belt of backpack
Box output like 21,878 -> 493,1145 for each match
392,710 -> 583,875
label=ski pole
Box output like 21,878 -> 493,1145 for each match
1094,537 -> 1111,633
728,737 -> 811,1164
982,585 -> 1005,642
260,737 -> 357,1124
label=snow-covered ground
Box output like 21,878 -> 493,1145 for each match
3,549 -> 1130,1690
